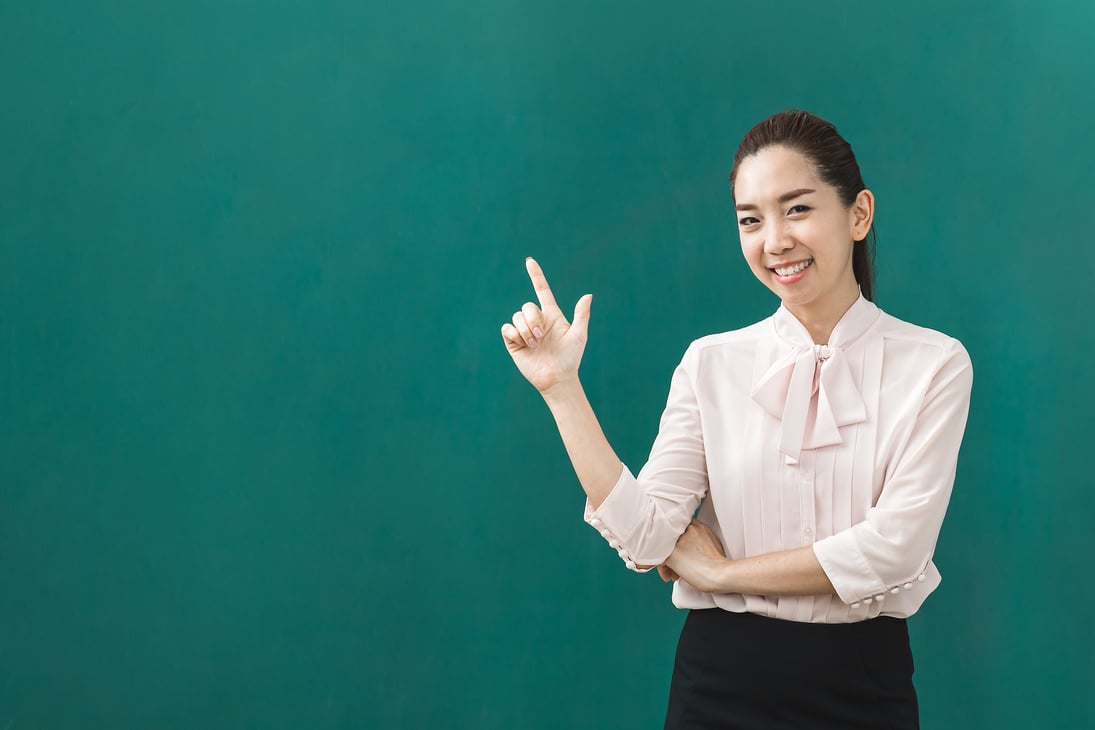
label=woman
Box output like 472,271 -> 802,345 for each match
500,110 -> 973,728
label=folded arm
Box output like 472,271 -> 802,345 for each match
663,338 -> 973,602
664,522 -> 836,595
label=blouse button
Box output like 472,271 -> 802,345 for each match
890,587 -> 901,595
851,602 -> 861,608
904,583 -> 913,590
917,574 -> 927,582
875,594 -> 885,602
864,597 -> 873,604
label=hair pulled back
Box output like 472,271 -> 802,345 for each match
729,110 -> 876,301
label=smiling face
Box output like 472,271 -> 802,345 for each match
734,145 -> 873,324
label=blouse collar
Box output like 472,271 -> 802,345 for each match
752,291 -> 882,463
772,290 -> 881,350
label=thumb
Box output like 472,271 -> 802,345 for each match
571,294 -> 593,339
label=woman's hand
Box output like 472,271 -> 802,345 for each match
664,520 -> 730,593
500,258 -> 593,395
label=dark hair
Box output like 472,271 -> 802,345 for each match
729,110 -> 876,302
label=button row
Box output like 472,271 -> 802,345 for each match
850,572 -> 926,608
590,517 -> 643,572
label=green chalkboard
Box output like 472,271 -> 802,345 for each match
2,1 -> 1092,727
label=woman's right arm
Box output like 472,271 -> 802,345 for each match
502,259 -> 709,574
500,258 -> 621,509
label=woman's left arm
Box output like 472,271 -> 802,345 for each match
667,337 -> 973,601
663,521 -> 836,596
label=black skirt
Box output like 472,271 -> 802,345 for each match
664,608 -> 919,730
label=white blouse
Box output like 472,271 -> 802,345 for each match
584,292 -> 974,623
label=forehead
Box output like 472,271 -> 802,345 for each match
734,146 -> 827,202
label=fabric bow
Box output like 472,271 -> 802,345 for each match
750,344 -> 867,462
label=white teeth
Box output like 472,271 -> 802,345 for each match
774,259 -> 813,276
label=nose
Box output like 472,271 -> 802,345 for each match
764,218 -> 793,255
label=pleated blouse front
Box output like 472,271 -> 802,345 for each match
584,293 -> 974,623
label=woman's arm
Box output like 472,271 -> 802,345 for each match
664,520 -> 837,596
540,382 -> 622,510
811,339 -> 973,604
500,258 -> 621,508
666,338 -> 973,601
502,259 -> 708,570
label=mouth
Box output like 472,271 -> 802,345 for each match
769,258 -> 814,277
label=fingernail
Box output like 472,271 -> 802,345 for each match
533,327 -> 544,339
528,338 -> 538,348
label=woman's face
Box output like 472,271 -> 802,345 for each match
734,145 -> 872,317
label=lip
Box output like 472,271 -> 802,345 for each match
770,257 -> 813,285
767,257 -> 813,271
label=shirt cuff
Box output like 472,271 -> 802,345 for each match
583,463 -> 655,573
813,530 -> 932,606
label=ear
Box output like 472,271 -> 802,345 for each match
850,189 -> 874,242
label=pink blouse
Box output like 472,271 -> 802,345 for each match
584,292 -> 974,623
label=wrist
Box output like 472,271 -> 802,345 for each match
704,557 -> 736,594
541,378 -> 584,408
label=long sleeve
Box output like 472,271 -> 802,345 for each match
812,337 -> 974,605
583,342 -> 710,571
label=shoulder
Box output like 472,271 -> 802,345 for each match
672,317 -> 773,378
874,309 -> 973,382
876,310 -> 971,358
682,317 -> 771,357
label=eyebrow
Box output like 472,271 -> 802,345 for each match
735,188 -> 816,212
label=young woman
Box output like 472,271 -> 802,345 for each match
500,110 -> 973,728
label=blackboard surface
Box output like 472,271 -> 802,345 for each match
2,1 -> 1092,727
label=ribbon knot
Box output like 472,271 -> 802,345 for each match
750,343 -> 867,462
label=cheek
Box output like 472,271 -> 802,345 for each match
788,224 -> 836,260
741,244 -> 771,282
793,218 -> 827,241
739,233 -> 761,263
805,217 -> 849,246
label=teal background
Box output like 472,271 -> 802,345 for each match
2,1 -> 1092,727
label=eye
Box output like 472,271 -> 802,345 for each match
738,216 -> 759,227
788,205 -> 811,214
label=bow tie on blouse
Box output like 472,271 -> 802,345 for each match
751,344 -> 866,462
748,297 -> 876,461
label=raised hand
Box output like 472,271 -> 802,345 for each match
500,258 -> 593,395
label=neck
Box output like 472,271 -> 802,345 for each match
784,286 -> 862,345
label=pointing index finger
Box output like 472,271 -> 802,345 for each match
525,257 -> 558,311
